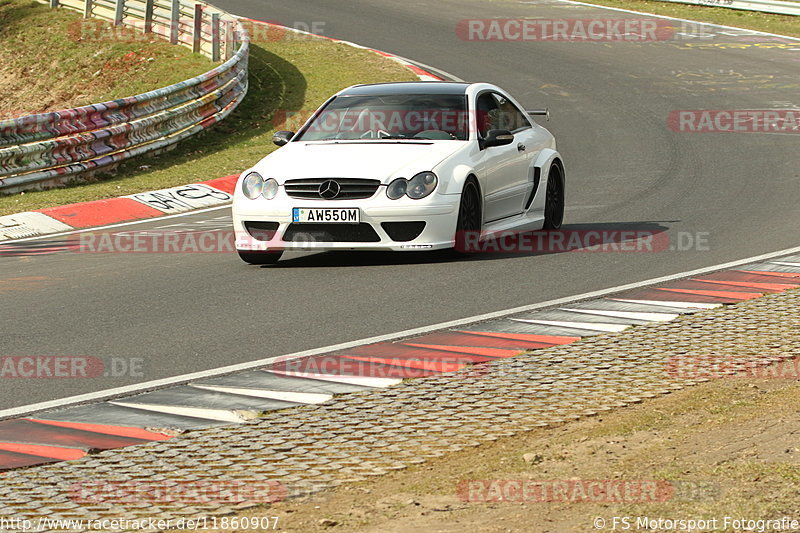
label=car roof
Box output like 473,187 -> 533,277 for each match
339,81 -> 472,96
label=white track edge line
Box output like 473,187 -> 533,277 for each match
2,243 -> 799,420
189,384 -> 332,404
511,318 -> 631,332
610,298 -> 720,310
108,401 -> 251,423
266,370 -> 401,388
389,54 -> 465,82
559,308 -> 678,322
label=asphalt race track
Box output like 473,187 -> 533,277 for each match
1,0 -> 798,410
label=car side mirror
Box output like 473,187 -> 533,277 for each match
483,129 -> 514,148
272,131 -> 295,146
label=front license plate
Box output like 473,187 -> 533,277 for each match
292,208 -> 360,223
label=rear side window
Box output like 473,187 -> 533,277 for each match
493,93 -> 532,133
475,92 -> 532,137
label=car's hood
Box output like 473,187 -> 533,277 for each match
255,141 -> 464,183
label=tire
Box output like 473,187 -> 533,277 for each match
237,250 -> 283,265
542,163 -> 564,230
454,178 -> 481,253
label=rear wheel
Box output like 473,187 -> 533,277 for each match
454,179 -> 481,252
237,250 -> 283,265
543,163 -> 564,230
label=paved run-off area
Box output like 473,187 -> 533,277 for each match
0,265 -> 798,531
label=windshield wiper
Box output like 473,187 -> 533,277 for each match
377,135 -> 431,140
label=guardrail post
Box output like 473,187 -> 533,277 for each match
83,0 -> 93,18
224,20 -> 234,60
144,0 -> 154,33
113,0 -> 124,25
211,13 -> 220,61
49,0 -> 58,7
170,0 -> 180,44
193,4 -> 203,54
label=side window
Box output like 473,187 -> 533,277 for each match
475,93 -> 499,138
493,94 -> 531,133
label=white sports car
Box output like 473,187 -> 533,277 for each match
232,81 -> 565,264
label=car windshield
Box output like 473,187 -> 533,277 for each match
295,93 -> 469,141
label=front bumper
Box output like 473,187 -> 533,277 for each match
233,195 -> 459,252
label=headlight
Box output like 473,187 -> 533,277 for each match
386,178 -> 408,200
242,172 -> 264,199
262,178 -> 279,200
406,172 -> 437,199
386,172 -> 438,200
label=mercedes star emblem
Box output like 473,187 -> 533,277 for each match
319,179 -> 341,199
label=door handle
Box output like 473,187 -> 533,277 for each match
517,143 -> 526,152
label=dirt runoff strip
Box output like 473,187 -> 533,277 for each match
0,289 -> 799,532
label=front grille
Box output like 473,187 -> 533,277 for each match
284,178 -> 381,200
244,221 -> 280,241
381,222 -> 426,242
283,223 -> 381,243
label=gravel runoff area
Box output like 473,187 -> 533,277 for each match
0,285 -> 798,532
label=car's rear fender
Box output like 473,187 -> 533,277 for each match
528,149 -> 564,215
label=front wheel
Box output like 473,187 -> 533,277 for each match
237,250 -> 283,265
454,179 -> 481,253
542,163 -> 564,230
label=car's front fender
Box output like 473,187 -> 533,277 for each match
432,143 -> 483,196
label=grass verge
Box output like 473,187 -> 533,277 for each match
574,0 -> 800,38
223,369 -> 800,532
0,0 -> 212,119
0,27 -> 417,215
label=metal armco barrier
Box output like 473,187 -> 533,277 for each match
0,0 -> 249,193
656,0 -> 800,16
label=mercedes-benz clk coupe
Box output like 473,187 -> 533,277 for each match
232,81 -> 565,264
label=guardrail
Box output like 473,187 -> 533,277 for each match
0,0 -> 248,194
655,0 -> 800,16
